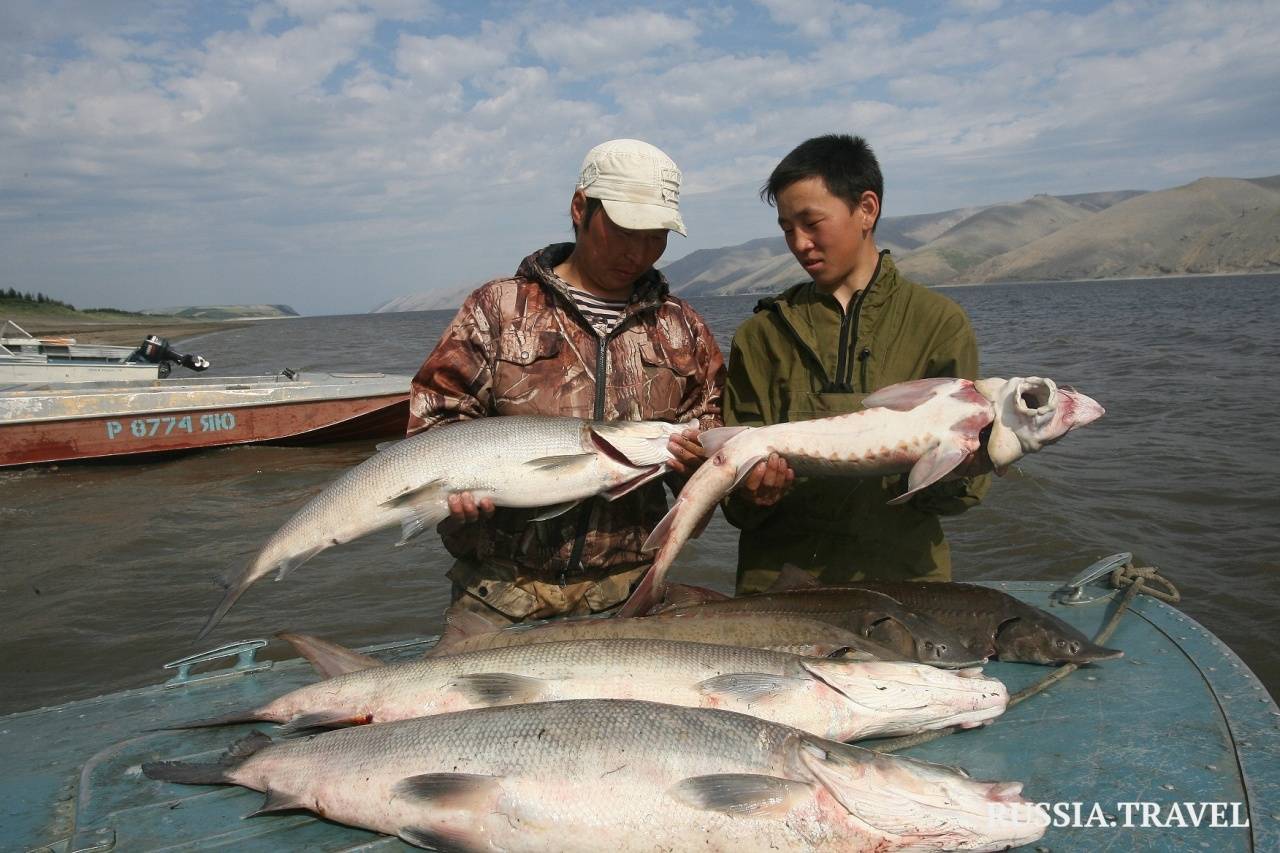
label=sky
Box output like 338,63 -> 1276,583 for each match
2,0 -> 1278,316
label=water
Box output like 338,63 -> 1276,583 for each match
2,274 -> 1278,713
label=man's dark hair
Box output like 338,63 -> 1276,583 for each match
762,134 -> 883,230
573,197 -> 604,238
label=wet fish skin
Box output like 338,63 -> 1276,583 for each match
144,699 -> 1049,851
198,416 -> 686,639
426,606 -> 902,661
171,638 -> 1008,741
621,375 -> 1103,617
650,588 -> 988,668
849,581 -> 1123,665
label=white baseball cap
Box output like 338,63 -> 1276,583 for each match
576,139 -> 686,236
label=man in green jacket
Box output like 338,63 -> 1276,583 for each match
724,133 -> 989,593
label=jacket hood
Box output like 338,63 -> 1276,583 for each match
518,243 -> 672,319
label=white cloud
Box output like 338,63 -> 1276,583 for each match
0,0 -> 1277,313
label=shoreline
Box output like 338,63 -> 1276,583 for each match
10,317 -> 269,346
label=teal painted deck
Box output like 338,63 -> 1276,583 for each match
5,581 -> 1277,852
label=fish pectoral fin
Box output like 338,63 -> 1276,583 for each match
697,673 -> 804,703
527,500 -> 581,522
393,772 -> 503,808
278,710 -> 371,735
669,774 -> 814,818
641,500 -> 680,552
765,564 -> 822,592
863,377 -> 958,411
248,787 -> 310,816
887,444 -> 968,506
428,609 -> 504,656
449,672 -> 549,706
399,825 -> 486,853
381,478 -> 446,508
698,426 -> 750,455
524,452 -> 597,472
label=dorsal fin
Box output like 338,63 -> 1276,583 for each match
276,631 -> 383,678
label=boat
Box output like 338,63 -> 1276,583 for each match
0,320 -> 211,383
2,562 -> 1275,851
0,369 -> 412,467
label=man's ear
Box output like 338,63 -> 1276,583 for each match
569,189 -> 588,228
857,190 -> 880,232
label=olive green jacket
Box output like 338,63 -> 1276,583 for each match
723,251 -> 989,592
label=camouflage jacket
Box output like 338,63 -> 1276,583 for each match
408,243 -> 725,619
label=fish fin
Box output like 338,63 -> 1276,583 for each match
398,825 -> 485,853
799,743 -> 960,835
278,710 -> 372,735
381,478 -> 446,508
668,774 -> 814,818
247,787 -> 309,816
527,500 -> 581,521
603,464 -> 665,499
142,731 -> 272,787
151,709 -> 259,731
655,583 -> 730,611
449,673 -> 549,706
524,452 -> 597,472
765,564 -> 822,592
428,609 -> 501,656
589,422 -> 675,467
394,773 -> 503,808
698,426 -> 749,455
863,377 -> 957,411
641,501 -> 680,553
886,444 -> 968,505
396,503 -> 447,546
276,631 -> 384,678
697,673 -> 802,703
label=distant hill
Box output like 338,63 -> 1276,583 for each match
372,288 -> 476,314
371,174 -> 1280,310
144,304 -> 299,320
963,177 -> 1280,282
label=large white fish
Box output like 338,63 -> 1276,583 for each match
200,416 -> 689,639
144,699 -> 1049,851
171,638 -> 1008,741
620,376 -> 1104,616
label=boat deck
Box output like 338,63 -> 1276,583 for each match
4,582 -> 1276,851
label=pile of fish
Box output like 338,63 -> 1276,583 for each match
144,374 -> 1117,849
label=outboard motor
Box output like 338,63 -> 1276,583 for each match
129,335 -> 211,377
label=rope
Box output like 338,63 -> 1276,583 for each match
871,564 -> 1179,754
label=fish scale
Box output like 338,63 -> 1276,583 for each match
144,699 -> 1049,852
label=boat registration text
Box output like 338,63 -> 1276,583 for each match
106,412 -> 238,440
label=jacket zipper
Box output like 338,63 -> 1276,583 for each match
562,320 -> 625,586
838,251 -> 884,391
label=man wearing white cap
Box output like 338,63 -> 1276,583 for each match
407,139 -> 725,625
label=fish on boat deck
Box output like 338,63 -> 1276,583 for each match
649,586 -> 988,668
143,699 -> 1050,852
756,567 -> 1123,665
166,637 -> 1009,742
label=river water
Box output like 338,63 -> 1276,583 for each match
2,273 -> 1277,713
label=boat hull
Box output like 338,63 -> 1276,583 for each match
0,372 -> 411,467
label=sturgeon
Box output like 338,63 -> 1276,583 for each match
170,638 -> 1008,741
425,606 -> 902,660
144,699 -> 1049,851
199,416 -> 689,639
620,376 -> 1104,616
648,588 -> 987,667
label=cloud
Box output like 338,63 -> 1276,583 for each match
1,0 -> 1277,314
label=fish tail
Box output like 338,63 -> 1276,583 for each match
142,730 -> 272,786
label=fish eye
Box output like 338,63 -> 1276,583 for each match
923,641 -> 935,650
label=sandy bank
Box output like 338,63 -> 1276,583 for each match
10,317 -> 266,347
